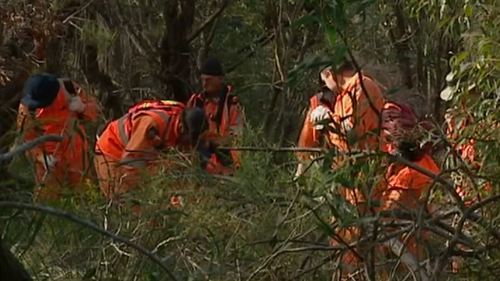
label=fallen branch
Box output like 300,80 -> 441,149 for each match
0,135 -> 64,162
0,202 -> 178,281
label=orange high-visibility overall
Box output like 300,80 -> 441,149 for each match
16,79 -> 98,202
94,100 -> 189,205
331,154 -> 439,278
326,74 -> 385,278
444,109 -> 490,205
327,74 -> 386,153
444,108 -> 492,273
187,85 -> 244,175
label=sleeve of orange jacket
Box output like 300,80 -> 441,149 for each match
227,98 -> 244,166
74,82 -> 99,121
297,109 -> 317,161
186,94 -> 196,108
226,97 -> 244,141
343,78 -> 384,137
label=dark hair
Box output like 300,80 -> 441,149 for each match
395,140 -> 425,162
182,107 -> 208,145
337,60 -> 355,73
382,102 -> 430,161
318,86 -> 335,104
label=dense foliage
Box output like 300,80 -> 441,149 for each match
2,0 -> 500,280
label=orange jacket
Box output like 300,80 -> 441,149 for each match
187,85 -> 244,169
95,100 -> 188,198
444,109 -> 476,164
328,74 -> 385,152
95,101 -> 185,163
444,108 -> 491,205
378,154 -> 440,211
17,78 -> 98,159
297,94 -> 334,161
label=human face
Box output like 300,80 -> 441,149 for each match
201,74 -> 223,95
320,70 -> 339,93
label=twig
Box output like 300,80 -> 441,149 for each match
0,135 -> 64,162
62,0 -> 95,24
188,0 -> 229,43
0,202 -> 178,281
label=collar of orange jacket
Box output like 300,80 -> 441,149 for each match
202,84 -> 232,100
338,73 -> 363,97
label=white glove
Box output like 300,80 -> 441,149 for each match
37,154 -> 57,170
68,96 -> 86,113
309,105 -> 332,130
293,163 -> 306,181
341,118 -> 353,132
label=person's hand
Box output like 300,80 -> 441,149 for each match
37,154 -> 57,170
68,96 -> 86,113
309,105 -> 332,130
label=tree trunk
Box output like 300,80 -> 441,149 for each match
160,0 -> 197,102
80,44 -> 124,119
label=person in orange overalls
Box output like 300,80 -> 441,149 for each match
16,73 -> 99,202
440,73 -> 494,273
310,61 -> 386,154
94,100 -> 208,209
294,85 -> 336,179
186,58 -> 244,175
330,102 -> 439,280
375,107 -> 439,279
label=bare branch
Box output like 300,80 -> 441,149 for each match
0,201 -> 179,281
188,0 -> 229,43
0,135 -> 64,162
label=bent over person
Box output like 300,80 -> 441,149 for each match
16,73 -> 99,202
94,100 -> 207,207
187,58 -> 244,175
330,102 -> 439,280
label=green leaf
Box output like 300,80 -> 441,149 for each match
386,87 -> 403,96
326,25 -> 337,46
292,14 -> 318,28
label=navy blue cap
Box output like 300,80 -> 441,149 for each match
21,73 -> 60,109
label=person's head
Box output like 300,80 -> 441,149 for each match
21,73 -> 60,109
200,58 -> 224,96
179,107 -> 208,147
319,60 -> 356,94
382,103 -> 428,162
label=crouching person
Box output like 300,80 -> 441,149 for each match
94,100 -> 207,214
16,73 -> 99,203
374,103 -> 439,279
330,102 -> 439,280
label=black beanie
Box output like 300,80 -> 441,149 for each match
200,58 -> 224,76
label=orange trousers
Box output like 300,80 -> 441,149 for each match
30,152 -> 89,202
94,154 -> 184,215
